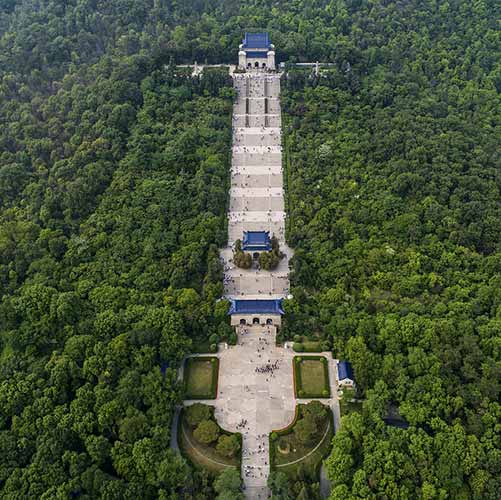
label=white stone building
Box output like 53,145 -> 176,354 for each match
238,32 -> 276,70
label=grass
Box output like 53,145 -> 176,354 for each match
270,404 -> 334,480
294,356 -> 330,398
184,357 -> 219,399
178,409 -> 240,475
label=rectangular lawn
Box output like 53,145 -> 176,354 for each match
294,356 -> 330,398
184,357 -> 219,399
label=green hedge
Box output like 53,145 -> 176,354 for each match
293,356 -> 331,398
293,341 -> 323,352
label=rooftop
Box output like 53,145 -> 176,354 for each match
243,32 -> 271,49
242,230 -> 271,251
228,299 -> 284,315
338,361 -> 354,381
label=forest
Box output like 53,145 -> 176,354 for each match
0,0 -> 500,498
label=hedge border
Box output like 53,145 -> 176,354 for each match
293,355 -> 331,398
184,356 -> 219,400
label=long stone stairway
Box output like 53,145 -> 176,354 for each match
222,72 -> 292,301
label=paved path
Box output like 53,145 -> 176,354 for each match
222,71 -> 292,300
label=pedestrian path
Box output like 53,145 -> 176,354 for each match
222,71 -> 292,300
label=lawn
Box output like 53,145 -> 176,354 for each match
178,409 -> 240,475
184,357 -> 219,399
270,404 -> 334,480
294,356 -> 330,398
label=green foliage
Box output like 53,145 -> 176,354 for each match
303,400 -> 328,424
279,0 -> 500,497
216,434 -> 241,458
214,468 -> 243,499
193,420 -> 220,445
293,415 -> 318,445
185,403 -> 212,427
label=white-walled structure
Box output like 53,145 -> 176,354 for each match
238,32 -> 276,70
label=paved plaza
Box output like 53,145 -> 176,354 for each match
184,327 -> 341,498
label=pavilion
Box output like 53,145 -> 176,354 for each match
242,230 -> 272,252
238,32 -> 276,70
337,361 -> 355,387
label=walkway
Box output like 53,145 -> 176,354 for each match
222,71 -> 292,300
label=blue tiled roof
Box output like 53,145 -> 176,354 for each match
229,299 -> 284,315
243,32 -> 270,49
242,231 -> 271,251
338,361 -> 354,381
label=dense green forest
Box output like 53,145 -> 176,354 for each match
0,0 -> 499,498
280,2 -> 500,498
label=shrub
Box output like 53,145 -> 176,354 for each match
193,419 -> 219,444
209,333 -> 219,344
294,415 -> 317,445
186,403 -> 212,427
293,334 -> 302,343
322,389 -> 329,397
293,342 -> 304,352
270,431 -> 278,441
303,400 -> 327,423
299,390 -> 305,397
216,434 -> 241,458
321,340 -> 331,351
210,343 -> 217,352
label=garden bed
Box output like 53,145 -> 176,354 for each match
178,406 -> 241,475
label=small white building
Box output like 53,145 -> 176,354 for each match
238,32 -> 276,70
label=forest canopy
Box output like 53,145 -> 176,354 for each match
0,0 -> 500,498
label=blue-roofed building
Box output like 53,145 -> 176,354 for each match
242,231 -> 271,251
238,32 -> 276,70
337,361 -> 355,387
243,32 -> 271,49
229,299 -> 284,327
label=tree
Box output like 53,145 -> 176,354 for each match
294,415 -> 317,445
216,434 -> 240,458
193,420 -> 219,445
303,400 -> 328,424
213,468 -> 243,498
268,471 -> 294,499
185,403 -> 212,427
